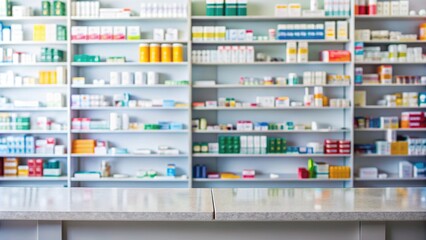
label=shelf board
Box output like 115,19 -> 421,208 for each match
192,84 -> 350,89
192,16 -> 350,21
0,63 -> 67,67
355,154 -> 425,158
355,177 -> 426,181
193,154 -> 350,158
71,107 -> 189,111
0,16 -> 67,21
72,130 -> 189,134
355,61 -> 426,65
360,40 -> 426,44
0,154 -> 67,158
0,176 -> 67,181
71,177 -> 188,182
72,40 -> 188,44
71,154 -> 188,158
193,107 -> 350,111
71,84 -> 189,89
356,106 -> 426,109
355,84 -> 426,87
0,107 -> 67,112
193,61 -> 350,66
355,128 -> 426,132
193,129 -> 350,134
71,16 -> 188,21
0,130 -> 67,134
0,41 -> 67,45
194,174 -> 350,182
71,62 -> 188,66
355,15 -> 426,19
0,85 -> 67,89
192,40 -> 350,44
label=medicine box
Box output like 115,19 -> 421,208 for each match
101,26 -> 113,40
127,26 -> 140,40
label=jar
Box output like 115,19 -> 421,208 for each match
172,43 -> 183,62
150,43 -> 161,62
161,44 -> 172,63
101,160 -> 111,177
201,143 -> 209,153
139,44 -> 150,62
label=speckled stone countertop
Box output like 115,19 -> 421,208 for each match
0,188 -> 213,221
213,188 -> 426,221
1,187 -> 425,222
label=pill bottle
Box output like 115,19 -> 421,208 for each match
172,43 -> 184,62
161,44 -> 172,62
139,44 -> 150,62
150,43 -> 161,62
420,23 -> 426,40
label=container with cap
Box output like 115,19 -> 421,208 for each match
225,0 -> 237,16
421,23 -> 426,40
237,0 -> 247,16
173,43 -> 183,62
216,0 -> 225,16
161,44 -> 172,62
139,44 -> 149,62
206,0 -> 216,16
150,43 -> 161,62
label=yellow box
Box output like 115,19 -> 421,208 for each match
33,25 -> 46,41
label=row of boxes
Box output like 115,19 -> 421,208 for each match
0,68 -> 66,86
33,24 -> 67,42
0,158 -> 62,177
71,26 -> 141,41
0,136 -> 65,155
277,21 -> 348,40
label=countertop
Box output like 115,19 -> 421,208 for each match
213,188 -> 426,221
0,187 -> 425,222
0,188 -> 213,221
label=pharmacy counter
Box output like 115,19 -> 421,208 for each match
213,188 -> 426,221
0,187 -> 213,221
0,187 -> 425,240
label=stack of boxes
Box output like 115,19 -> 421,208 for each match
324,139 -> 351,155
28,159 -> 43,177
0,135 -> 35,154
266,137 -> 287,154
42,0 -> 66,16
72,139 -> 96,154
219,136 -> 240,154
401,112 -> 426,129
3,158 -> 18,176
33,24 -> 67,41
43,159 -> 61,176
40,48 -> 65,62
206,0 -> 247,16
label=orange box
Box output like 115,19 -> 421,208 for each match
321,50 -> 351,62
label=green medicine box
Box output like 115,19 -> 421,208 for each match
237,0 -> 247,16
57,25 -> 67,41
225,0 -> 237,16
42,1 -> 51,16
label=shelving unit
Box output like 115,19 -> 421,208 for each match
0,0 -> 424,188
354,1 -> 426,187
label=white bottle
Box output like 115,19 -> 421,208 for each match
310,0 -> 318,11
122,113 -> 129,130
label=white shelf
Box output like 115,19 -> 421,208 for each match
355,84 -> 426,87
0,176 -> 67,182
355,177 -> 426,181
72,154 -> 188,158
0,154 -> 67,158
0,85 -> 67,89
355,15 -> 426,19
193,129 -> 350,134
193,61 -> 350,66
72,130 -> 189,134
0,41 -> 67,45
355,128 -> 426,132
192,84 -> 351,89
71,177 -> 188,182
355,61 -> 426,65
71,16 -> 188,21
192,16 -> 350,21
0,130 -> 67,134
360,40 -> 426,44
192,40 -> 350,44
0,107 -> 67,112
193,154 -> 350,158
0,63 -> 67,67
355,154 -> 426,158
71,62 -> 188,66
193,174 -> 350,182
0,16 -> 67,21
71,107 -> 189,111
72,40 -> 188,44
71,84 -> 189,89
356,106 -> 426,109
193,107 -> 350,111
